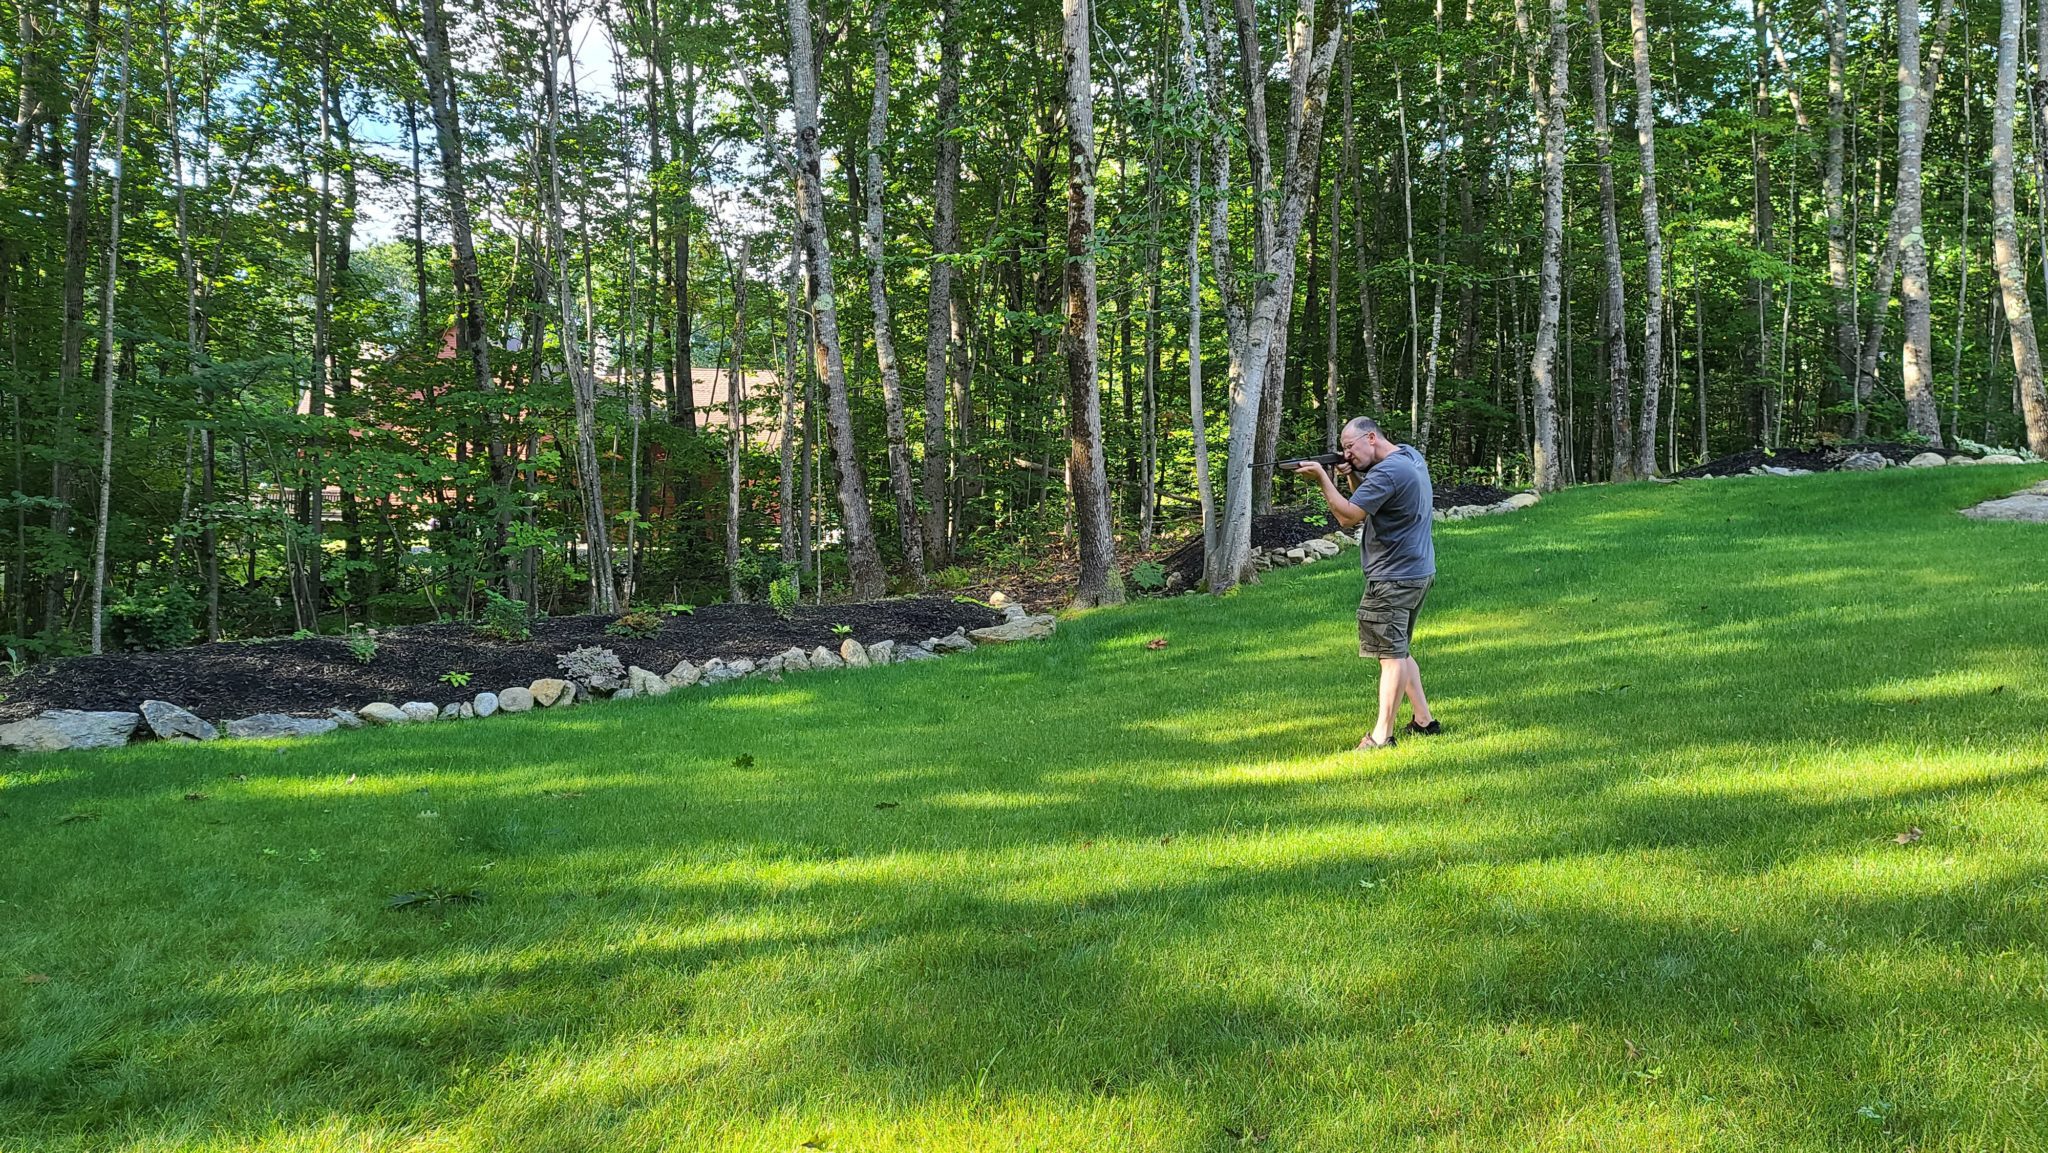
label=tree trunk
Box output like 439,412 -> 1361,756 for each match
88,18 -> 130,655
1629,0 -> 1667,477
861,0 -> 926,586
1062,0 -> 1122,607
726,240 -> 751,603
1896,0 -> 1945,443
1587,0 -> 1634,480
1996,0 -> 2048,452
1178,0 -> 1217,557
1520,0 -> 1567,491
781,244 -> 802,577
1825,0 -> 1856,415
542,0 -> 619,612
919,0 -> 963,568
48,0 -> 100,638
787,0 -> 888,599
161,9 -> 221,639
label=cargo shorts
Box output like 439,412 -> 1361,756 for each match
1358,577 -> 1433,660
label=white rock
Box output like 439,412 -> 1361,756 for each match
1961,483 -> 2048,523
987,591 -> 1011,608
498,687 -> 535,713
1305,538 -> 1340,558
840,638 -> 871,667
0,709 -> 141,751
779,646 -> 812,672
969,615 -> 1057,644
327,708 -> 365,729
627,666 -> 671,697
1001,603 -> 1030,622
400,702 -> 440,723
728,658 -> 757,678
899,645 -> 941,661
1981,453 -> 2026,465
1761,465 -> 1811,477
810,645 -> 845,669
223,713 -> 337,740
1503,491 -> 1541,510
458,702 -> 476,718
865,640 -> 897,665
1950,455 -> 1983,465
931,630 -> 974,653
1285,547 -> 1307,560
1907,452 -> 1948,468
140,700 -> 217,742
438,703 -> 464,720
664,660 -> 702,688
613,686 -> 637,700
358,702 -> 409,726
472,692 -> 499,718
529,678 -> 571,707
1840,451 -> 1890,471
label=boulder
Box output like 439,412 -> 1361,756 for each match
223,713 -> 336,740
840,638 -> 871,667
458,703 -> 476,719
728,658 -> 758,679
1761,465 -> 1812,477
627,666 -> 670,697
0,709 -> 141,752
400,702 -> 440,723
327,708 -> 365,730
899,645 -> 941,662
1001,603 -> 1030,622
1981,453 -> 2026,466
969,615 -> 1057,644
1907,451 -> 1948,468
358,702 -> 409,726
664,660 -> 702,688
613,686 -> 637,701
988,591 -> 1011,608
810,645 -> 845,669
140,700 -> 217,742
529,678 -> 571,707
1446,504 -> 1489,520
1285,547 -> 1307,560
700,658 -> 755,684
1949,455 -> 1983,465
1961,482 -> 2048,523
472,691 -> 500,718
1304,538 -> 1340,558
497,687 -> 535,713
438,703 -> 464,720
865,640 -> 897,665
1839,451 -> 1890,471
778,646 -> 812,673
931,630 -> 974,653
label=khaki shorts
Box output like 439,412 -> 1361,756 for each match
1358,577 -> 1433,659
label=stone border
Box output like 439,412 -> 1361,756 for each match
1247,491 -> 1541,575
0,595 -> 1057,754
1689,449 -> 2037,479
1961,479 -> 2048,524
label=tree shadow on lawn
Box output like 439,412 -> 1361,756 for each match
5,477 -> 2047,1148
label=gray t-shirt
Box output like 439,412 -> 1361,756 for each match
1348,443 -> 1436,581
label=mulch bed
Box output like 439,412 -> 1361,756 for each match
1675,442 -> 1951,479
0,597 -> 1002,724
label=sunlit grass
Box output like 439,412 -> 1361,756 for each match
3,465 -> 2047,1151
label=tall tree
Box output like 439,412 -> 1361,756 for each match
1994,0 -> 2048,453
1062,0 -> 1121,607
786,0 -> 888,599
1520,0 -> 1567,491
1895,0 -> 1945,444
1586,0 -> 1633,480
1628,0 -> 1667,477
919,0 -> 963,568
88,13 -> 131,655
861,0 -> 925,586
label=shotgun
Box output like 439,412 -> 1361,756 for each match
1276,452 -> 1345,471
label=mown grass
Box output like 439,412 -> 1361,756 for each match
3,466 -> 2046,1152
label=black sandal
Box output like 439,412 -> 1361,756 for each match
1405,719 -> 1443,736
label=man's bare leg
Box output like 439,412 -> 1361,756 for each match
1371,658 -> 1404,745
1402,658 -> 1435,727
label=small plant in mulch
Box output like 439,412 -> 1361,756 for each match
658,603 -> 696,616
768,575 -> 799,620
476,590 -> 532,642
345,627 -> 378,665
830,624 -> 854,638
1129,561 -> 1168,594
439,670 -> 472,689
604,611 -> 663,639
386,887 -> 486,912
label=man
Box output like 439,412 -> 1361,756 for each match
1286,416 -> 1439,750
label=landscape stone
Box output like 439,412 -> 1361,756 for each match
438,703 -> 464,720
810,646 -> 844,669
840,638 -> 871,667
1840,451 -> 1890,471
931,630 -> 974,652
458,703 -> 475,718
627,666 -> 670,697
140,700 -> 217,742
223,713 -> 336,740
0,709 -> 142,751
727,658 -> 757,678
1980,453 -> 2026,465
1285,547 -> 1307,560
358,702 -> 408,726
899,645 -> 940,661
779,646 -> 812,672
1961,481 -> 2048,524
529,678 -> 571,707
613,686 -> 637,700
969,615 -> 1057,644
327,708 -> 365,729
1907,452 -> 1948,468
1949,455 -> 1983,465
664,660 -> 702,688
865,640 -> 897,665
1001,603 -> 1030,622
987,591 -> 1011,608
498,687 -> 535,713
400,702 -> 440,723
472,691 -> 499,718
1305,538 -> 1340,558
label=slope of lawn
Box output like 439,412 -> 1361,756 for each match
4,466 -> 2046,1152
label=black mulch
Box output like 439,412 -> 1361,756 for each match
1675,442 -> 1952,479
0,597 -> 1002,724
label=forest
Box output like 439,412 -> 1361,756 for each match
4,0 -> 2047,654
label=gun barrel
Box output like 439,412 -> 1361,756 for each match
1277,452 -> 1345,469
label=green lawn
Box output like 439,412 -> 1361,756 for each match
5,467 -> 2047,1152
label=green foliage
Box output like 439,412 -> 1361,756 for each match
659,603 -> 697,617
439,670 -> 472,689
604,611 -> 663,639
477,591 -> 532,642
768,574 -> 799,620
929,566 -> 974,591
1129,561 -> 1168,592
290,629 -> 318,642
105,583 -> 201,652
345,627 -> 378,665
830,623 -> 853,638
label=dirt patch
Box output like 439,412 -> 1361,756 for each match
1675,442 -> 1951,479
0,597 -> 1002,724
1434,482 -> 1518,508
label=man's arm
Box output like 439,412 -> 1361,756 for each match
1291,462 -> 1368,529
